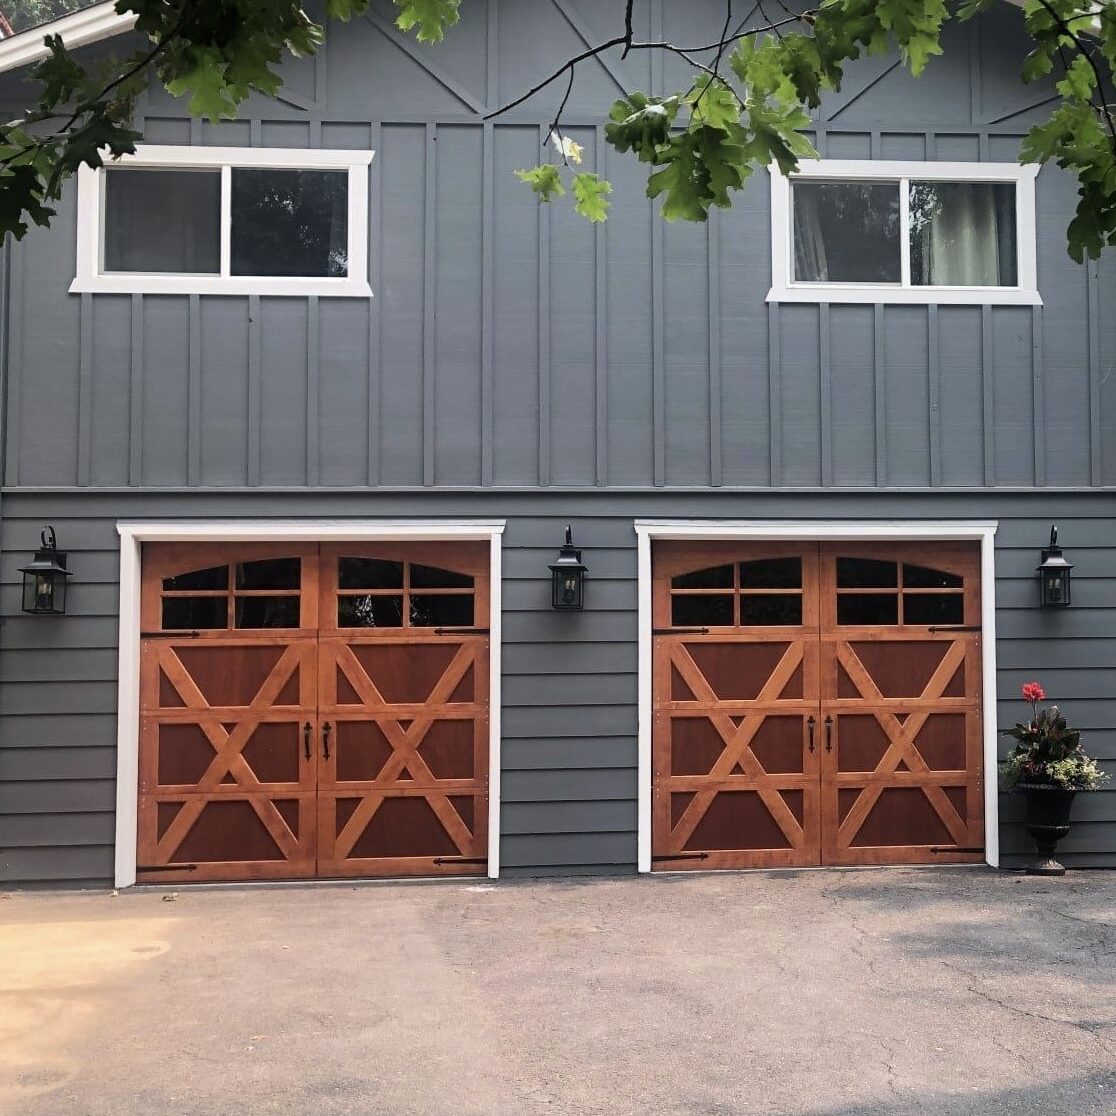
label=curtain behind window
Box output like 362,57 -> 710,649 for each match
910,182 -> 1017,286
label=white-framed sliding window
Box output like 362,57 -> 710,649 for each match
72,145 -> 373,297
768,159 -> 1040,306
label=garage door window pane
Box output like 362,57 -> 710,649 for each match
909,182 -> 1017,286
231,168 -> 348,278
793,182 -> 900,283
104,168 -> 221,274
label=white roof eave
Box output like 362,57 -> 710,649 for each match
0,2 -> 135,75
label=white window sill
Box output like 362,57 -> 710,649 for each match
766,285 -> 1042,307
69,276 -> 374,298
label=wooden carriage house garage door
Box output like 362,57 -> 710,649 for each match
137,542 -> 490,883
652,542 -> 985,870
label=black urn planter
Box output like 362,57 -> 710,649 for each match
1018,784 -> 1077,876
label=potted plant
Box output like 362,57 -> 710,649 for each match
1001,682 -> 1108,875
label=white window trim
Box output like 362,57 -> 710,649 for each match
634,519 -> 1001,873
73,145 -> 374,297
768,160 -> 1041,306
114,519 -> 505,888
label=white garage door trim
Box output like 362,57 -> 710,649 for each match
634,519 -> 1000,872
114,519 -> 506,888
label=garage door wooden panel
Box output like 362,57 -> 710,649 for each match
652,540 -> 984,871
315,542 -> 489,878
136,540 -> 490,883
652,543 -> 822,871
820,542 -> 983,866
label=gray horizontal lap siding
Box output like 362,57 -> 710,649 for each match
0,490 -> 1114,885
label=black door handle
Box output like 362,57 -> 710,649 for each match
825,715 -> 834,753
303,722 -> 312,761
322,721 -> 332,761
806,715 -> 816,753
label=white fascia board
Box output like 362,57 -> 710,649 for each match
0,2 -> 136,74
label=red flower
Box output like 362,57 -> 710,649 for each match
1022,682 -> 1046,704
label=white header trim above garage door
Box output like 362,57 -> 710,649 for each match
633,520 -> 1000,872
113,519 -> 506,888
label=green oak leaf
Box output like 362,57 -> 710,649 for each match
393,0 -> 461,43
605,94 -> 680,162
572,172 -> 612,221
516,164 -> 566,202
685,77 -> 741,130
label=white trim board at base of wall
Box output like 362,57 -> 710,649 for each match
633,519 -> 1000,873
113,519 -> 506,888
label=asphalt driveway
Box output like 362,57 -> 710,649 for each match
1,867 -> 1113,1115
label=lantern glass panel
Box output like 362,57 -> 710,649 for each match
23,570 -> 65,614
552,568 -> 584,610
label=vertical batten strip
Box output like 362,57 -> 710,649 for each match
187,294 -> 201,486
77,294 -> 93,486
873,304 -> 886,486
650,0 -> 664,487
128,294 -> 144,485
4,245 -> 19,485
423,122 -> 437,486
928,305 -> 941,486
368,121 -> 383,486
707,210 -> 722,487
537,124 -> 551,486
594,126 -> 608,487
481,122 -> 495,486
1031,304 -> 1045,485
307,295 -> 320,487
247,294 -> 261,485
651,213 -> 665,486
1087,261 -> 1101,485
768,303 -> 781,486
819,303 -> 832,487
486,0 -> 499,109
981,304 -> 994,485
308,114 -> 322,487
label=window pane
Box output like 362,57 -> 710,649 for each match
235,596 -> 300,629
739,558 -> 802,589
903,563 -> 963,589
740,595 -> 802,626
903,594 -> 964,625
163,597 -> 227,630
231,169 -> 348,278
672,564 -> 733,589
672,595 -> 733,627
793,182 -> 900,283
163,565 -> 228,591
837,594 -> 899,625
104,168 -> 221,274
338,595 -> 403,628
837,558 -> 898,588
909,182 -> 1017,286
410,595 -> 474,627
410,563 -> 474,589
236,558 -> 301,590
339,558 -> 403,590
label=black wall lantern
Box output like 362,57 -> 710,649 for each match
19,526 -> 71,615
549,524 -> 587,610
1037,525 -> 1073,608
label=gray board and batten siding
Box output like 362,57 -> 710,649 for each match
0,0 -> 1113,491
0,1 -> 1114,885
